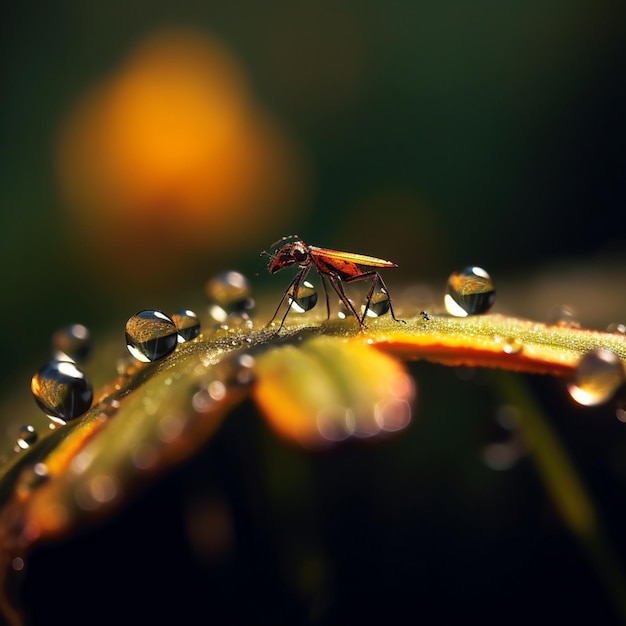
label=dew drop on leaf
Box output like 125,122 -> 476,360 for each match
52,323 -> 93,363
494,335 -> 523,355
607,322 -> 626,334
206,271 -> 254,322
15,425 -> 37,450
31,360 -> 94,423
363,285 -> 391,318
171,309 -> 201,342
288,280 -> 317,313
567,349 -> 625,406
337,298 -> 356,320
546,304 -> 580,328
125,310 -> 178,362
444,266 -> 495,317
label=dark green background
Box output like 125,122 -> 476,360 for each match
1,3 -> 626,624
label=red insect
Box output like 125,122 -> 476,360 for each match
264,236 -> 402,330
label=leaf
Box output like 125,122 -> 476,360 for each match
0,307 -> 625,624
252,335 -> 415,448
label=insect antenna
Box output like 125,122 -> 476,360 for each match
270,234 -> 301,248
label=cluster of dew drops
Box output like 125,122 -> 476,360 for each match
444,267 -> 626,471
16,263 -> 626,467
21,271 -> 255,456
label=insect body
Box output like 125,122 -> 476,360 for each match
265,236 -> 402,330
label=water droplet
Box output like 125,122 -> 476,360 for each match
288,280 -> 318,313
567,349 -> 625,406
546,304 -> 580,328
444,266 -> 496,316
607,322 -> 626,334
494,335 -> 523,355
171,309 -> 201,342
52,323 -> 92,363
15,425 -> 37,450
503,337 -> 523,355
31,360 -> 93,423
125,310 -> 178,362
206,271 -> 254,322
337,299 -> 356,320
363,286 -> 391,318
420,310 -> 430,321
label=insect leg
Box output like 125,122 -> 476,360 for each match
328,274 -> 365,328
267,267 -> 311,330
319,273 -> 332,320
343,271 -> 404,325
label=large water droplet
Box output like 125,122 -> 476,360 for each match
444,266 -> 495,316
52,323 -> 92,363
125,310 -> 178,362
363,285 -> 391,318
288,280 -> 317,313
206,271 -> 254,322
16,425 -> 37,450
567,349 -> 625,406
31,360 -> 94,423
171,309 -> 201,342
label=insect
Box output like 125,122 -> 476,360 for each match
264,236 -> 402,330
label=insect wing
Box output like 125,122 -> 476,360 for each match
309,246 -> 397,268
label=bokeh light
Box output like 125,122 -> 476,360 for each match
56,28 -> 308,290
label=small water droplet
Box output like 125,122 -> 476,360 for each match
546,304 -> 580,328
494,335 -> 523,355
171,309 -> 201,342
125,310 -> 178,362
31,360 -> 93,423
288,280 -> 318,313
363,286 -> 391,318
15,425 -> 37,450
444,266 -> 495,316
607,322 -> 626,334
52,323 -> 92,363
503,337 -> 523,355
206,271 -> 254,322
567,349 -> 625,406
420,310 -> 430,321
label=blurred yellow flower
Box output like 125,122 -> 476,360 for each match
57,29 -> 307,290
